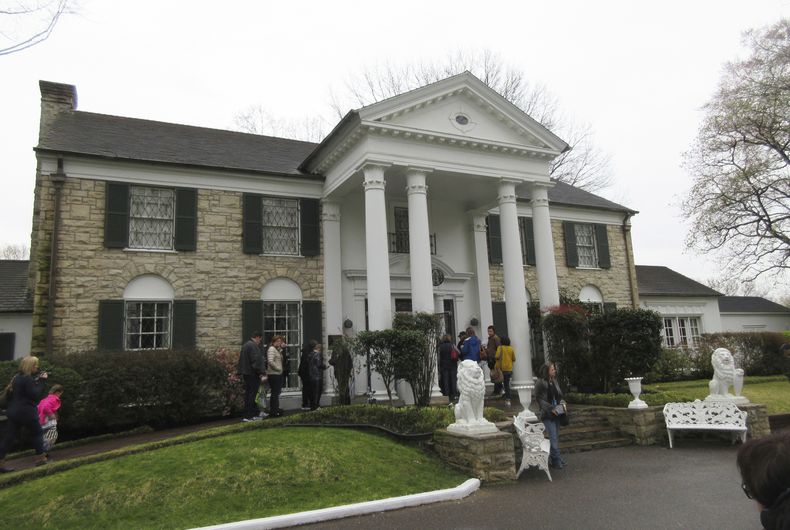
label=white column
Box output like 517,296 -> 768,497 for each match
531,182 -> 560,309
472,213 -> 493,335
498,179 -> 533,386
362,164 -> 392,331
406,168 -> 434,313
322,201 -> 343,338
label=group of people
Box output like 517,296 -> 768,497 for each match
438,325 -> 516,406
0,356 -> 64,473
237,332 -> 326,422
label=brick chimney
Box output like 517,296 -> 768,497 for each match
39,81 -> 77,142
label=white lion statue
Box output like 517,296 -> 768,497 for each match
447,360 -> 498,435
705,348 -> 748,404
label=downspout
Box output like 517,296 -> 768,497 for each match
45,158 -> 67,356
622,213 -> 639,308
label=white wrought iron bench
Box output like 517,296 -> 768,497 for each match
663,400 -> 747,449
513,415 -> 552,481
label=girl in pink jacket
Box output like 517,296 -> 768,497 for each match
37,384 -> 64,425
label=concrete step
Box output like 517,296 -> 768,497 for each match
560,436 -> 634,453
561,425 -> 624,442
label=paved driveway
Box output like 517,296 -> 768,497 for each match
301,442 -> 760,530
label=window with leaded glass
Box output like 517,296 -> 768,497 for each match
125,301 -> 171,350
263,301 -> 301,389
663,317 -> 676,347
262,197 -> 300,255
574,223 -> 598,268
128,186 -> 175,250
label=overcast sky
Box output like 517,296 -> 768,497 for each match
2,0 -> 789,298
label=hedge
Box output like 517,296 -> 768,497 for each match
566,390 -> 697,408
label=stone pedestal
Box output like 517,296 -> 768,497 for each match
434,429 -> 516,482
738,403 -> 771,439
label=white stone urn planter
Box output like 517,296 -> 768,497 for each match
512,381 -> 538,422
625,377 -> 648,409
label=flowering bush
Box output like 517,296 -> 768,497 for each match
213,347 -> 244,416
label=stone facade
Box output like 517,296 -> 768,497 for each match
433,428 -> 516,482
490,220 -> 638,307
30,174 -> 323,354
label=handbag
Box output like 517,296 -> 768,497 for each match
0,376 -> 15,409
554,403 -> 570,426
490,367 -> 504,383
450,346 -> 459,362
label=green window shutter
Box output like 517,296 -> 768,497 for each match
241,300 -> 263,345
300,198 -> 320,257
603,302 -> 617,314
595,224 -> 611,269
523,217 -> 536,266
563,221 -> 578,268
174,188 -> 197,251
491,301 -> 508,339
104,182 -> 129,248
172,300 -> 197,348
487,215 -> 503,264
302,300 -> 322,345
242,194 -> 262,255
98,300 -> 125,351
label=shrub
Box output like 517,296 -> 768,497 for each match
49,349 -> 228,434
0,359 -> 83,422
566,390 -> 697,408
353,329 -> 422,405
328,337 -> 354,405
392,312 -> 442,407
541,305 -> 591,390
212,347 -> 244,416
289,404 -> 507,434
588,308 -> 663,392
644,348 -> 695,383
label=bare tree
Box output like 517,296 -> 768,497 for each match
0,0 -> 73,56
682,19 -> 790,282
1,243 -> 29,259
328,50 -> 613,192
704,276 -> 768,298
232,105 -> 328,143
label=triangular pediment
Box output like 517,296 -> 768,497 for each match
356,71 -> 568,153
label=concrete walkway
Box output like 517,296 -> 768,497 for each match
299,442 -> 760,530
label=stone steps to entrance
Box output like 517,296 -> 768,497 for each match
561,425 -> 623,442
561,436 -> 634,453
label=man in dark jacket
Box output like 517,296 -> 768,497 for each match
237,331 -> 264,422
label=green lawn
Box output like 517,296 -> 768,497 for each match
644,375 -> 790,414
0,427 -> 467,530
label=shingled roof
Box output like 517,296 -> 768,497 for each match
0,260 -> 32,313
36,111 -> 320,178
635,265 -> 722,297
718,296 -> 790,314
523,180 -> 636,214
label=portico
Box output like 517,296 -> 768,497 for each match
301,71 -> 569,395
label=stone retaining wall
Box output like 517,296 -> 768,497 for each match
433,428 -> 515,482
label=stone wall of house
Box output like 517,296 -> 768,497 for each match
30,174 -> 323,354
489,220 -> 637,308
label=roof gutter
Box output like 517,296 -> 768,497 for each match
622,212 -> 640,308
45,158 -> 67,356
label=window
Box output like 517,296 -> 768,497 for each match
262,197 -> 300,255
487,215 -> 536,265
104,182 -> 196,251
263,301 -> 301,388
579,284 -> 604,314
662,317 -> 702,349
0,333 -> 15,361
563,221 -> 610,269
129,186 -> 175,249
574,224 -> 598,268
125,301 -> 171,350
242,195 -> 320,256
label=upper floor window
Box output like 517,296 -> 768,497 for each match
262,197 -> 300,255
243,194 -> 320,257
104,182 -> 196,252
486,215 -> 536,266
129,186 -> 175,250
562,221 -> 610,269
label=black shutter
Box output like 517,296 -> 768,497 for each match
603,302 -> 617,314
174,188 -> 197,251
104,182 -> 129,248
595,224 -> 611,269
300,198 -> 320,257
302,300 -> 323,344
98,300 -> 125,351
563,221 -> 578,268
242,300 -> 263,345
172,300 -> 197,348
242,194 -> 263,255
0,333 -> 15,361
523,217 -> 536,266
487,215 -> 503,264
491,301 -> 509,339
